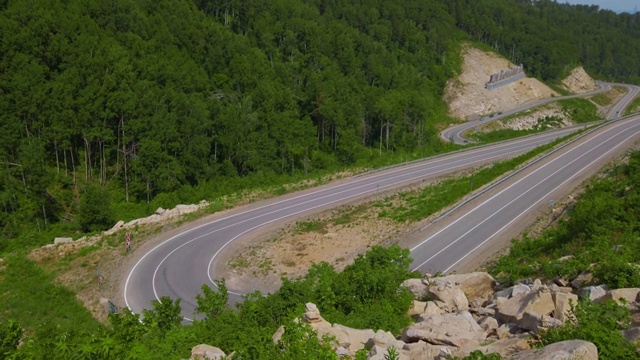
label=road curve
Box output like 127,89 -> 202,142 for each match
125,86 -> 639,320
440,82 -> 639,145
124,127 -> 582,318
412,113 -> 640,273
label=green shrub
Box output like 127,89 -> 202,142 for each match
538,300 -> 638,359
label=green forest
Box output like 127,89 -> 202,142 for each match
1,0 -> 640,250
2,0 -> 640,358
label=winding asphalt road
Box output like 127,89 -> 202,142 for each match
124,85 -> 640,320
440,82 -> 638,145
412,114 -> 640,274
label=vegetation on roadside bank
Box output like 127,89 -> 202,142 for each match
624,97 -> 640,116
468,98 -> 600,143
3,146 -> 640,359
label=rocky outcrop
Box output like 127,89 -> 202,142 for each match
300,269 -> 640,359
560,66 -> 597,94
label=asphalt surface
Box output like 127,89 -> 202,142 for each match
124,85 -> 640,320
412,114 -> 640,274
439,82 -> 636,145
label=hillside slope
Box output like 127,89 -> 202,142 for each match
444,45 -> 558,120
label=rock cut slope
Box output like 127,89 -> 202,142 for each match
444,45 -> 559,120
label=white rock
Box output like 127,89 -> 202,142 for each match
54,237 -> 73,245
191,344 -> 226,360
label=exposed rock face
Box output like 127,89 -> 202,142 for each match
444,45 -> 558,120
509,340 -> 598,360
560,66 -> 597,94
191,344 -> 226,360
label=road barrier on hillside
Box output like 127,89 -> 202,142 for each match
486,64 -> 526,90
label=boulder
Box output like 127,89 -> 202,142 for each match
552,277 -> 570,287
175,204 -> 199,214
508,340 -> 597,360
427,279 -> 469,312
470,307 -> 496,317
367,329 -> 405,351
54,237 -> 73,245
303,303 -> 332,329
511,284 -> 531,298
581,285 -> 607,302
155,207 -> 166,215
402,311 -> 486,348
304,302 -> 321,322
496,290 -> 555,324
547,284 -> 573,294
531,279 -> 544,291
457,334 -> 530,359
104,220 -> 125,235
570,272 -> 593,288
368,345 -> 410,360
315,325 -> 350,348
408,300 -> 427,317
402,278 -> 429,299
332,324 -> 376,352
496,323 -> 519,340
272,325 -> 285,344
403,341 -> 451,360
621,327 -> 640,343
423,301 -> 445,318
433,272 -> 496,305
191,344 -> 226,360
552,292 -> 578,323
519,311 -> 562,333
494,287 -> 513,299
478,316 -> 499,334
603,288 -> 640,306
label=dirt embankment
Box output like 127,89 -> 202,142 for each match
444,45 -> 559,120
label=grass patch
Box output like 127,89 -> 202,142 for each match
557,98 -> 600,123
589,92 -> 612,106
0,254 -> 102,332
332,205 -> 367,226
469,128 -> 538,143
294,220 -> 327,234
624,97 -> 640,116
